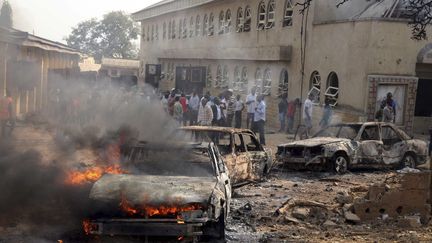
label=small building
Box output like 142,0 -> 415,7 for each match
0,27 -> 80,116
99,58 -> 140,89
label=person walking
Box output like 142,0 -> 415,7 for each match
278,93 -> 288,132
234,94 -> 244,128
254,95 -> 266,145
188,91 -> 200,125
173,96 -> 183,125
246,87 -> 257,129
287,98 -> 300,134
319,99 -> 333,129
226,89 -> 236,127
303,94 -> 314,138
197,98 -> 213,126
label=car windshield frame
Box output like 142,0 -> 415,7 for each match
313,124 -> 362,140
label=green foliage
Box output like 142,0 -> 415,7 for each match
66,11 -> 139,61
0,0 -> 13,28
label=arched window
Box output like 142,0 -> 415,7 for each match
206,65 -> 212,87
147,26 -> 150,41
308,71 -> 321,104
266,0 -> 275,29
257,1 -> 266,30
203,14 -> 208,36
190,17 -> 194,37
263,68 -> 272,96
171,20 -> 176,39
244,6 -> 252,32
167,22 -> 171,40
178,20 -> 182,39
255,68 -> 263,94
163,22 -> 166,40
283,0 -> 294,27
182,18 -> 187,38
142,25 -> 146,41
196,15 -> 201,37
236,7 -> 244,32
325,72 -> 339,106
225,9 -> 232,33
279,69 -> 289,97
219,11 -> 225,34
221,65 -> 229,88
241,67 -> 248,93
216,65 -> 222,87
155,24 -> 159,40
151,25 -> 154,41
233,66 -> 241,90
209,13 -> 215,36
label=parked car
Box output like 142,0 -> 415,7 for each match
179,126 -> 274,187
84,142 -> 231,241
276,122 -> 429,173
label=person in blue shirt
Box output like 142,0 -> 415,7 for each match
254,95 -> 266,145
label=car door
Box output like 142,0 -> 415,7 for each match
381,125 -> 405,165
358,124 -> 383,164
242,132 -> 267,179
208,143 -> 231,215
231,133 -> 251,184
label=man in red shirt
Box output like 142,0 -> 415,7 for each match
286,98 -> 300,134
179,93 -> 188,126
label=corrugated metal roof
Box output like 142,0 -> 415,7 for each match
101,58 -> 140,69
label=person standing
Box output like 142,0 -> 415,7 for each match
173,96 -> 183,125
226,89 -> 236,127
0,91 -> 12,138
382,100 -> 394,123
278,93 -> 288,132
197,98 -> 213,126
287,98 -> 300,134
254,95 -> 266,145
179,93 -> 188,125
319,99 -> 333,129
161,91 -> 170,113
303,94 -> 314,138
381,92 -> 396,123
246,87 -> 257,129
211,97 -> 225,127
188,91 -> 200,125
167,92 -> 176,116
234,94 -> 244,128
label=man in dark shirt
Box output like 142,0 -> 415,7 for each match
278,93 -> 288,132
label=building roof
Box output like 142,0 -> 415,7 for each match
79,56 -> 101,72
101,58 -> 140,69
132,0 -> 216,21
314,0 -> 411,24
0,27 -> 80,55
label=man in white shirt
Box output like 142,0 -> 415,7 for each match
303,94 -> 314,137
188,91 -> 200,125
234,94 -> 244,128
254,95 -> 266,145
246,87 -> 257,129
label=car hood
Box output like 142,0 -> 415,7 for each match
89,174 -> 218,205
279,137 -> 351,148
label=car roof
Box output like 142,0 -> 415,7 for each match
179,126 -> 254,134
329,122 -> 396,127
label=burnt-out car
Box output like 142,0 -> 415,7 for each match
276,122 -> 428,173
84,142 -> 231,241
179,126 -> 274,187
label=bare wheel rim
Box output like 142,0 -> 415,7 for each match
403,155 -> 415,168
335,156 -> 347,173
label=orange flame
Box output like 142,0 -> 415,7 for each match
65,165 -> 126,185
119,197 -> 203,218
82,219 -> 92,235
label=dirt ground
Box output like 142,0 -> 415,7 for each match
1,124 -> 432,243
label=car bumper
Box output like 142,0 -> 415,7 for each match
276,155 -> 327,166
85,218 -> 209,236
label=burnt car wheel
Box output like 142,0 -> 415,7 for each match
401,153 -> 417,168
202,211 -> 226,242
332,154 -> 349,174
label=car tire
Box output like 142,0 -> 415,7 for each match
332,154 -> 349,174
400,153 -> 417,169
202,211 -> 226,242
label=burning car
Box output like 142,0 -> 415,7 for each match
83,142 -> 231,241
276,122 -> 428,173
179,126 -> 274,187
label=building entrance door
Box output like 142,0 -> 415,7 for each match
175,66 -> 206,95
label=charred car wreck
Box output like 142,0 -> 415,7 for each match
84,142 -> 231,241
277,122 -> 428,173
179,126 -> 274,187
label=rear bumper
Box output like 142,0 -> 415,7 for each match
86,218 -> 209,236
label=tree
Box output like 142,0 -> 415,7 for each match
66,11 -> 139,61
297,0 -> 432,40
0,0 -> 13,28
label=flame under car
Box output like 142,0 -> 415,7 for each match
84,142 -> 231,241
